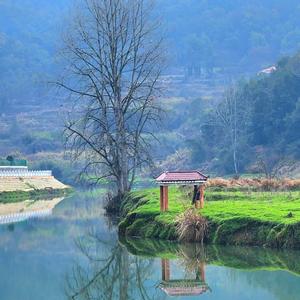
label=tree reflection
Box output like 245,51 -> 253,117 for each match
66,233 -> 300,300
65,229 -> 163,300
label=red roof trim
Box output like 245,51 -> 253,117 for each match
156,171 -> 208,182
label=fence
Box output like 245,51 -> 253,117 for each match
0,170 -> 52,177
0,209 -> 52,225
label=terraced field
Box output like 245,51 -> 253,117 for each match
0,176 -> 68,192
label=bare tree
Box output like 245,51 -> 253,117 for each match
58,0 -> 164,203
253,148 -> 296,179
215,86 -> 245,176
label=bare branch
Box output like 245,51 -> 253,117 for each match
58,0 -> 164,200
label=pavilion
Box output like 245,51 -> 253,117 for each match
155,171 -> 208,212
159,258 -> 210,297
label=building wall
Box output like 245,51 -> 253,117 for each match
0,169 -> 52,177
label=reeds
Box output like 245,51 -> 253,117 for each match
207,178 -> 300,191
176,208 -> 208,244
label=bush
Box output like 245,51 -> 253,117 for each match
176,208 -> 209,243
207,177 -> 300,191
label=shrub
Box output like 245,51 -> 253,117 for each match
207,177 -> 300,191
176,208 -> 208,244
104,192 -> 121,214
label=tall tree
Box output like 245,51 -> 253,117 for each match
215,86 -> 247,176
58,0 -> 163,203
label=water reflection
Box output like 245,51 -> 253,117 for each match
0,191 -> 300,300
66,230 -> 160,300
0,197 -> 64,225
159,258 -> 210,296
67,231 -> 300,300
121,238 -> 300,300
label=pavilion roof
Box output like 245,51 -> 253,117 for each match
156,171 -> 208,184
159,279 -> 210,296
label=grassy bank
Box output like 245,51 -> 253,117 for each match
119,186 -> 300,249
0,175 -> 71,203
120,237 -> 300,276
0,188 -> 72,203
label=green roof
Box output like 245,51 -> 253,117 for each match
0,159 -> 27,166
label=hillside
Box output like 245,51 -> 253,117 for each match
0,176 -> 68,193
1,1 -> 300,179
182,51 -> 300,176
0,174 -> 70,203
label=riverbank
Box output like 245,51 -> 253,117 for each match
0,197 -> 65,217
119,185 -> 300,249
120,237 -> 300,275
0,176 -> 71,203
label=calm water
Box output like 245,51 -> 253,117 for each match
1,192 -> 300,300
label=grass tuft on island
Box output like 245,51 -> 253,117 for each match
118,185 -> 300,249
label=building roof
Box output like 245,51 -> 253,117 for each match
156,171 -> 208,184
258,65 -> 277,75
159,280 -> 210,296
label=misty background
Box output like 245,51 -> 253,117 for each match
1,0 -> 300,183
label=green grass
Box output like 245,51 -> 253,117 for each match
118,186 -> 300,248
203,191 -> 300,224
0,188 -> 72,203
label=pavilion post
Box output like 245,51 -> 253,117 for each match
199,261 -> 205,282
164,186 -> 169,211
161,258 -> 170,281
200,185 -> 205,209
195,184 -> 205,209
160,185 -> 169,212
195,185 -> 200,209
160,186 -> 164,211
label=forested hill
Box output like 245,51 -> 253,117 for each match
188,52 -> 300,175
0,0 -> 70,111
1,0 -> 300,178
159,0 -> 300,74
2,0 -> 300,111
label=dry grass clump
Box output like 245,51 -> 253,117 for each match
176,208 -> 208,244
281,179 -> 300,190
207,177 -> 300,191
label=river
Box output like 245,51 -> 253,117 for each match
0,191 -> 299,300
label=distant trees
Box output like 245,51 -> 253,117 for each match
158,0 -> 300,76
0,95 -> 8,112
215,87 -> 245,176
188,51 -> 300,175
252,149 -> 296,179
184,34 -> 214,76
0,1 -> 69,107
6,155 -> 14,165
59,0 -> 163,205
4,0 -> 300,107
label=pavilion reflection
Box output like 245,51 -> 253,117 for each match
66,228 -> 214,299
68,233 -> 300,299
159,258 -> 210,297
119,237 -> 213,297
